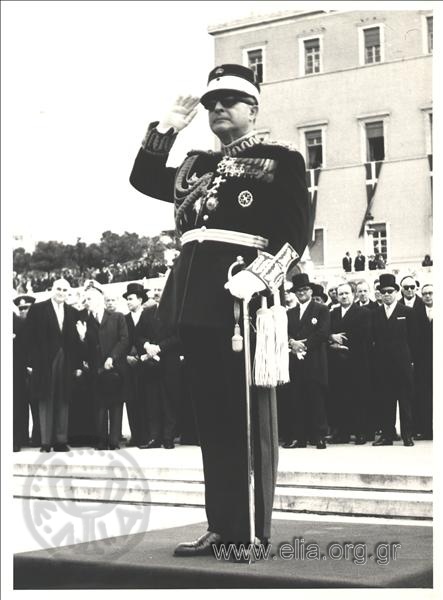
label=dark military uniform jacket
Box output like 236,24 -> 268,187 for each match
130,124 -> 309,329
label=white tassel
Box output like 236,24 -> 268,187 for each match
272,290 -> 290,385
253,296 -> 277,387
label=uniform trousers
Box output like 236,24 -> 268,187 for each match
179,325 -> 278,544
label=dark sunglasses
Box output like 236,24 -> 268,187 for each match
380,288 -> 396,295
402,285 -> 416,290
202,95 -> 257,111
18,306 -> 30,311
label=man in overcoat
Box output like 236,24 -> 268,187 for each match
26,279 -> 82,452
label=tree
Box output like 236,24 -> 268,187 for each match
29,241 -> 68,272
13,247 -> 32,273
100,230 -> 145,264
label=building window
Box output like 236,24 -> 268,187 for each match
309,228 -> 325,266
244,48 -> 264,83
359,24 -> 384,66
365,222 -> 388,262
304,38 -> 321,75
305,129 -> 323,169
364,27 -> 381,64
427,16 -> 433,53
365,121 -> 385,162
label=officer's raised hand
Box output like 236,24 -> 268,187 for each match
158,95 -> 200,133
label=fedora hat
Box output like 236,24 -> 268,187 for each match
376,273 -> 399,291
291,272 -> 314,291
123,282 -> 148,302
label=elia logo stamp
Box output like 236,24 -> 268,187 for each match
19,448 -> 151,558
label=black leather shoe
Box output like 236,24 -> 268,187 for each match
316,439 -> 327,449
13,445 -> 21,452
163,439 -> 175,449
95,443 -> 108,450
138,439 -> 162,449
354,434 -> 367,445
40,445 -> 51,452
53,443 -> 70,452
174,531 -> 221,557
290,440 -> 307,448
109,444 -> 120,450
372,437 -> 393,446
403,437 -> 415,447
282,440 -> 297,448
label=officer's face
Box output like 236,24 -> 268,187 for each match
337,285 -> 353,307
207,96 -> 258,144
401,278 -> 416,299
422,286 -> 433,307
295,286 -> 312,304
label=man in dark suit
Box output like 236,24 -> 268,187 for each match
130,64 -> 309,556
13,295 -> 36,451
77,281 -> 129,450
414,284 -> 433,439
26,280 -> 82,452
354,250 -> 366,272
135,291 -> 182,450
372,274 -> 417,447
342,252 -> 352,273
355,280 -> 377,310
123,282 -> 151,448
398,275 -> 425,435
283,273 -> 330,450
328,282 -> 372,444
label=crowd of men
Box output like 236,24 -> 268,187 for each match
13,279 -> 197,452
279,272 -> 433,449
13,270 -> 432,453
13,259 -> 166,294
342,251 -> 386,272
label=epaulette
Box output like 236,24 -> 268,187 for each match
262,140 -> 299,152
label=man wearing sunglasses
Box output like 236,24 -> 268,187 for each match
371,274 -> 418,447
399,275 -> 427,438
130,64 -> 309,558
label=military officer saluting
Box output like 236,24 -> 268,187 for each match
130,64 -> 309,557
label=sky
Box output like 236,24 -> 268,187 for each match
2,0 -> 437,248
2,0 -> 329,246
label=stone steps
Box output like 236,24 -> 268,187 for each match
13,464 -> 432,520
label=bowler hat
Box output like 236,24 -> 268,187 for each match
200,64 -> 260,106
377,273 -> 399,291
123,283 -> 148,302
13,295 -> 36,308
292,273 -> 314,291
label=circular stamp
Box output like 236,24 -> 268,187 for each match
20,448 -> 151,559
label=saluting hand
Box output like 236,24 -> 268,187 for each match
158,95 -> 200,132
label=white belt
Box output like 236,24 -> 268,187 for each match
181,227 -> 269,250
